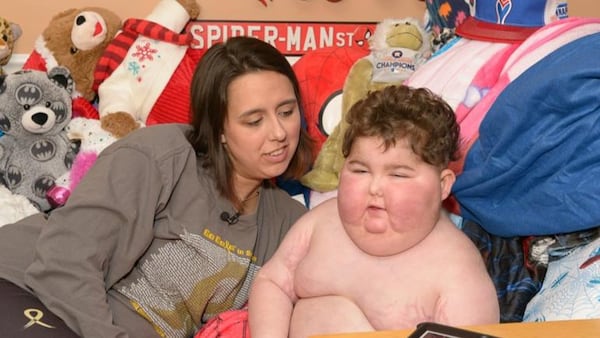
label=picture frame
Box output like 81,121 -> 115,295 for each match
407,322 -> 499,338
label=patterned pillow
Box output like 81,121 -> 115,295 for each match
523,236 -> 600,321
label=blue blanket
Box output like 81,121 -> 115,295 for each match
453,32 -> 600,237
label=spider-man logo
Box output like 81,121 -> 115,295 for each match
293,45 -> 369,155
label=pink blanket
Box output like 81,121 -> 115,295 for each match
406,17 -> 600,174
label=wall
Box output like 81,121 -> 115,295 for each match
6,0 -> 424,55
5,0 -> 600,55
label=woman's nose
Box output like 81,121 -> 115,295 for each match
269,116 -> 287,141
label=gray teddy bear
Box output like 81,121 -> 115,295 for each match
0,67 -> 78,211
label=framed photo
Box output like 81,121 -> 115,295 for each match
407,322 -> 499,338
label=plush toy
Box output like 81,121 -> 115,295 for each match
93,0 -> 203,138
23,7 -> 122,119
0,185 -> 38,227
293,45 -> 371,156
0,67 -> 77,211
300,17 -> 431,192
47,116 -> 142,208
0,17 -> 22,76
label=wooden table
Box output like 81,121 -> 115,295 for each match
311,319 -> 600,338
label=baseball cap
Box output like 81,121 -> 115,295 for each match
455,0 -> 569,43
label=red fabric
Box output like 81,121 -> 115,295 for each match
146,47 -> 206,125
72,97 -> 99,120
93,17 -> 205,125
22,50 -> 48,72
124,18 -> 193,46
93,18 -> 195,93
93,29 -> 138,92
194,309 -> 250,338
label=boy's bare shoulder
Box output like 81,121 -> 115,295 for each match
428,220 -> 484,264
308,197 -> 338,215
299,197 -> 340,228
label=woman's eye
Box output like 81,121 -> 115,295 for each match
247,118 -> 262,126
279,110 -> 294,117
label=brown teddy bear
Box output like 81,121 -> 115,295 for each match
23,7 -> 122,119
301,17 -> 431,192
93,0 -> 202,138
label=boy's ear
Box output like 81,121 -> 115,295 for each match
440,168 -> 456,201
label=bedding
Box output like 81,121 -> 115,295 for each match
453,29 -> 600,237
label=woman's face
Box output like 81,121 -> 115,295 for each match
222,70 -> 301,182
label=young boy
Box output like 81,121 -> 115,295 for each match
248,85 -> 499,338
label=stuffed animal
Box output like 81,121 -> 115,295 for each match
300,17 -> 431,192
0,185 -> 38,227
93,0 -> 203,138
23,7 -> 122,119
47,116 -> 142,208
0,67 -> 77,211
0,17 -> 22,76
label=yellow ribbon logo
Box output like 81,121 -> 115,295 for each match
23,308 -> 55,329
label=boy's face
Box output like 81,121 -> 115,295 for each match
337,136 -> 455,257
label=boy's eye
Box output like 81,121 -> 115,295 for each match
279,110 -> 294,117
391,169 -> 413,178
350,168 -> 367,174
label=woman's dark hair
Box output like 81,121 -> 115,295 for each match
187,36 -> 314,207
342,85 -> 460,168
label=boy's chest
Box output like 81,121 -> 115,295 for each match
293,234 -> 440,329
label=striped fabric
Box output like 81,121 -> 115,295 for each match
124,18 -> 193,46
93,18 -> 193,92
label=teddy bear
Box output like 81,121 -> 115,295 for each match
0,17 -> 22,76
300,17 -> 431,192
22,7 -> 122,119
46,115 -> 143,208
0,67 -> 77,211
93,0 -> 203,138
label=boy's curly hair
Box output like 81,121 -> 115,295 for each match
342,85 -> 460,168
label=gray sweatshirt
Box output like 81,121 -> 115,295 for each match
0,123 -> 307,338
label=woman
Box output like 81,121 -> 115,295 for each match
0,36 -> 313,338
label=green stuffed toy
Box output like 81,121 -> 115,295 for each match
301,17 -> 431,192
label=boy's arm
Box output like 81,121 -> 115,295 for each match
249,207 -> 317,338
435,252 -> 500,326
